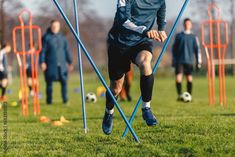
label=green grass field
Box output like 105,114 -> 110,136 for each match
0,72 -> 235,157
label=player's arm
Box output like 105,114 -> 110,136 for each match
64,38 -> 73,72
147,1 -> 167,42
172,34 -> 179,65
116,0 -> 147,35
64,39 -> 72,64
39,36 -> 47,71
157,1 -> 167,31
3,55 -> 8,71
194,36 -> 202,70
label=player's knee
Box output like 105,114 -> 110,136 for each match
139,59 -> 152,75
187,75 -> 193,82
1,79 -> 8,88
176,74 -> 183,82
110,81 -> 123,96
112,85 -> 122,96
28,78 -> 32,86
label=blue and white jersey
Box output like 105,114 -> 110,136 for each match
172,31 -> 202,65
0,50 -> 8,72
108,0 -> 166,47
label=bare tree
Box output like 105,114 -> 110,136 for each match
0,0 -> 24,43
0,0 -> 6,43
34,0 -> 109,69
190,0 -> 215,17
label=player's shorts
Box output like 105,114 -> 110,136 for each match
108,41 -> 153,80
174,64 -> 193,75
0,71 -> 7,80
26,68 -> 32,78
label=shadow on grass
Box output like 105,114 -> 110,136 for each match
70,117 -> 103,121
212,113 -> 235,117
178,147 -> 195,157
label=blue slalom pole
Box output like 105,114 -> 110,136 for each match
52,0 -> 140,143
73,0 -> 87,134
122,0 -> 190,138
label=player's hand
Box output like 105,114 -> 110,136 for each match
147,30 -> 167,42
196,64 -> 201,72
158,31 -> 167,42
68,64 -> 74,72
147,30 -> 161,42
41,63 -> 47,72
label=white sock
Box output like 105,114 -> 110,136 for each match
106,108 -> 114,114
142,101 -> 151,109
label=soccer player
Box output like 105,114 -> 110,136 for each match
0,43 -> 11,101
172,18 -> 202,101
26,43 -> 38,96
120,65 -> 133,102
102,0 -> 167,135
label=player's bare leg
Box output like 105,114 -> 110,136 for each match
135,50 -> 157,126
102,75 -> 125,135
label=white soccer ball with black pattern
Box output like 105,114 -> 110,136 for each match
86,92 -> 97,103
182,92 -> 192,102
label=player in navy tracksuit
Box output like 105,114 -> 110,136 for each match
172,18 -> 202,101
102,0 -> 167,135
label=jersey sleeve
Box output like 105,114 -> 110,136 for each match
39,35 -> 47,64
157,1 -> 166,31
194,36 -> 202,65
116,0 -> 147,34
64,38 -> 72,65
172,34 -> 179,62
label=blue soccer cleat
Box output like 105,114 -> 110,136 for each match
142,108 -> 158,126
102,111 -> 113,135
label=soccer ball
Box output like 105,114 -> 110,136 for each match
181,92 -> 192,102
85,92 -> 97,103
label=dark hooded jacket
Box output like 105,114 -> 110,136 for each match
40,28 -> 72,81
